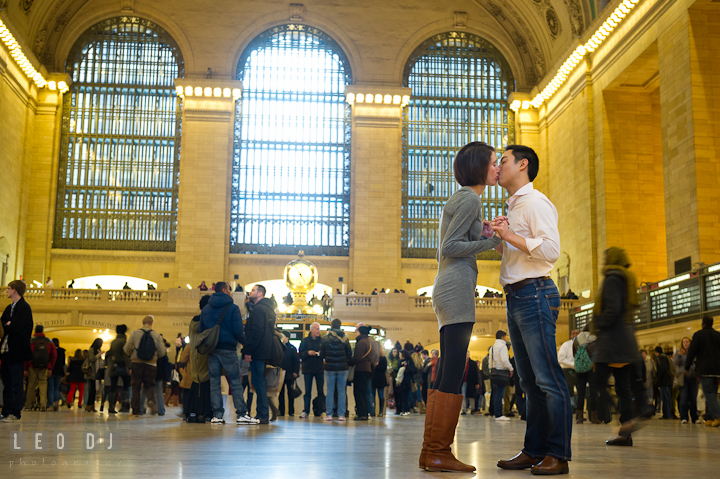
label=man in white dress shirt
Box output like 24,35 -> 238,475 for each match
492,145 -> 571,476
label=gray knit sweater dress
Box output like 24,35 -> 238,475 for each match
433,186 -> 502,331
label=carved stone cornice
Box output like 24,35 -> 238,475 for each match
51,250 -> 175,263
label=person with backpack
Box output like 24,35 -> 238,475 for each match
573,326 -> 598,424
200,281 -> 258,425
592,247 -> 650,446
124,315 -> 166,415
243,284 -> 276,424
23,325 -> 57,411
48,338 -> 65,410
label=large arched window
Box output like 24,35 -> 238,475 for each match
402,32 -> 514,259
54,17 -> 183,251
230,24 -> 352,256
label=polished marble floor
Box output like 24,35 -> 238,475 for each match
1,407 -> 719,478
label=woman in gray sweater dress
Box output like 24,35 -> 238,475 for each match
420,142 -> 502,473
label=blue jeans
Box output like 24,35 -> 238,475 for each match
678,378 -> 699,422
208,349 -> 249,419
700,377 -> 720,420
250,359 -> 269,419
325,370 -> 348,417
47,375 -> 62,405
490,376 -> 508,417
506,278 -> 572,461
659,386 -> 671,418
303,372 -> 324,415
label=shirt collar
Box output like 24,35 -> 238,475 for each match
506,182 -> 535,208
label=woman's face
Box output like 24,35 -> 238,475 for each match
682,338 -> 691,350
484,152 -> 499,187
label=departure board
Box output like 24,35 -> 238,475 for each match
572,303 -> 595,331
705,273 -> 720,311
649,278 -> 701,322
633,295 -> 648,324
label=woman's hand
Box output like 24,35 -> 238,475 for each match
482,220 -> 494,238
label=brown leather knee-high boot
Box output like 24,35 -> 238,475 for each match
424,391 -> 476,473
418,389 -> 437,469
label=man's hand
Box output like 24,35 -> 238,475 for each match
293,373 -> 298,378
245,354 -> 252,362
47,370 -> 52,378
475,384 -> 480,389
510,370 -> 514,378
24,371 -> 29,377
492,220 -> 511,240
684,369 -> 690,377
308,350 -> 317,356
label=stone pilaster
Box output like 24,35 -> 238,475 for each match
174,79 -> 242,286
346,86 -> 410,294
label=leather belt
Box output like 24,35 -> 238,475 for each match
503,276 -> 551,295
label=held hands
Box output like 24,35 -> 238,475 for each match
481,220 -> 494,238
491,216 -> 511,240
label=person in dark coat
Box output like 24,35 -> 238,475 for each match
685,315 -> 720,425
350,325 -> 374,420
243,284 -> 276,423
461,352 -> 481,414
48,338 -> 66,410
298,322 -> 324,418
278,331 -> 300,416
66,349 -> 86,409
592,247 -> 648,446
105,324 -> 131,414
398,349 -> 418,415
1,280 -> 34,422
321,318 -> 352,420
372,348 -> 389,417
654,346 -> 673,419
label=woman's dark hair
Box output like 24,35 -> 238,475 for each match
199,294 -> 211,309
73,349 -> 83,359
116,324 -> 127,334
453,142 -> 495,186
505,145 -> 539,182
402,350 -> 413,360
90,338 -> 103,352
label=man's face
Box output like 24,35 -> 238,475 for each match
498,150 -> 526,188
249,285 -> 263,303
422,353 -> 428,360
5,287 -> 13,299
310,324 -> 320,337
571,330 -> 579,339
282,335 -> 289,344
642,351 -> 647,360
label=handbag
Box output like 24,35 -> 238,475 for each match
489,346 -> 511,378
396,365 -> 406,384
291,378 -> 303,399
347,342 -> 372,382
195,305 -> 230,355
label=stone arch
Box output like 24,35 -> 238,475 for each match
34,2 -> 194,73
226,10 -> 362,84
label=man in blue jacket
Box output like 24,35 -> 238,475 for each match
200,281 -> 259,425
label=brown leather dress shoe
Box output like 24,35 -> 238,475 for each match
497,452 -> 543,470
530,456 -> 569,475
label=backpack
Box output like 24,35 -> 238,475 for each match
136,329 -> 157,361
31,337 -> 51,369
195,305 -> 230,355
574,344 -> 593,373
268,331 -> 285,367
482,355 -> 490,377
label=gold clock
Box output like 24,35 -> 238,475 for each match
284,255 -> 317,293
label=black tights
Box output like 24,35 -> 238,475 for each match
432,323 -> 474,394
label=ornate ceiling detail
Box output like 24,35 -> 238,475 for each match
546,7 -> 560,38
32,0 -> 89,68
563,0 -> 585,36
21,0 -> 34,15
476,0 -> 547,86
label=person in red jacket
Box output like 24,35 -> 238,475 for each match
24,324 -> 57,411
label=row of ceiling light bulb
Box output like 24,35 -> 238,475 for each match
176,85 -> 242,100
511,0 -> 641,111
0,19 -> 47,89
346,93 -> 411,106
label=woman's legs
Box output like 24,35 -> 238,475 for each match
434,323 -> 474,394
